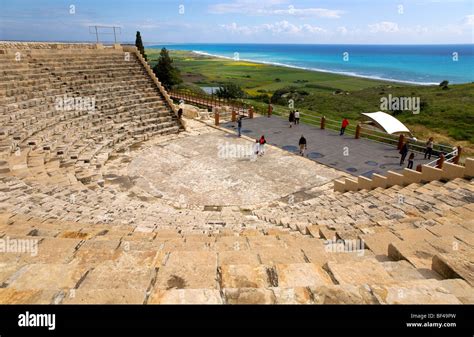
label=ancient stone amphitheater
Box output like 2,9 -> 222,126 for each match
0,42 -> 472,304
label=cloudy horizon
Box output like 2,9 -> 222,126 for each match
0,0 -> 473,44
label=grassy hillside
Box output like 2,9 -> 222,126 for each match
146,49 -> 474,155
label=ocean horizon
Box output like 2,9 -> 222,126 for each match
149,43 -> 474,85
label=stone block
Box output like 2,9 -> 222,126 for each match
372,173 -> 388,189
326,259 -> 393,285
421,165 -> 443,182
403,168 -> 422,185
148,289 -> 223,304
386,171 -> 404,187
442,162 -> 465,180
220,264 -> 271,288
223,288 -> 276,304
276,263 -> 331,287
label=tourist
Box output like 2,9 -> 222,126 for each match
177,108 -> 183,119
268,104 -> 273,117
424,137 -> 434,159
407,152 -> 415,169
340,118 -> 349,135
299,135 -> 307,156
289,110 -> 295,128
399,141 -> 409,165
294,110 -> 300,125
254,139 -> 260,156
237,116 -> 242,137
259,135 -> 267,155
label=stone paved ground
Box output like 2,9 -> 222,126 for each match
222,115 -> 432,177
125,123 -> 344,206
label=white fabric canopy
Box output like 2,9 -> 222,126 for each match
361,111 -> 411,135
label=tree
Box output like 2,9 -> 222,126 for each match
152,48 -> 182,90
135,31 -> 147,61
215,83 -> 245,99
439,80 -> 449,90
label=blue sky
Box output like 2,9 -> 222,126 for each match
1,0 -> 473,44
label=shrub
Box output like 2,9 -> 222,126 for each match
215,83 -> 245,99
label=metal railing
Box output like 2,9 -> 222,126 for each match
276,110 -> 456,160
426,148 -> 458,167
169,89 -> 249,115
88,25 -> 122,44
169,92 -> 461,165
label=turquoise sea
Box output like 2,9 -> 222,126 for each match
150,43 -> 474,85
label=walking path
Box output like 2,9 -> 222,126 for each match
222,115 -> 432,177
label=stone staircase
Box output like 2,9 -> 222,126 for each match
334,159 -> 474,192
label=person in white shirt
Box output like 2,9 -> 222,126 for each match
294,110 -> 300,125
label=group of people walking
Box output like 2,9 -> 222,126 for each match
399,137 -> 436,169
237,113 -> 439,169
288,110 -> 300,127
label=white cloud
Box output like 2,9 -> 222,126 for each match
464,14 -> 474,26
210,1 -> 343,18
220,20 -> 326,35
209,0 -> 286,14
273,7 -> 344,18
368,21 -> 400,33
219,22 -> 255,35
337,26 -> 348,35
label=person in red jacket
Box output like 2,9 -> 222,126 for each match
340,118 -> 349,136
259,135 -> 267,155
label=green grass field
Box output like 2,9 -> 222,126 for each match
146,49 -> 474,155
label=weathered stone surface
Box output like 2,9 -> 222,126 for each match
7,263 -> 88,290
381,260 -> 426,282
0,288 -> 57,304
257,248 -> 306,265
79,250 -> 160,290
155,258 -> 218,290
0,262 -> 24,284
360,231 -> 402,256
218,251 -> 260,266
309,284 -> 379,304
31,238 -> 82,264
427,224 -> 474,246
305,225 -> 321,238
73,248 -> 122,266
62,289 -> 146,304
223,288 -> 276,304
438,279 -> 474,304
220,264 -> 270,288
371,280 -> 462,304
165,251 -> 217,267
215,236 -> 250,251
327,259 -> 393,285
388,241 -> 440,269
149,289 -> 223,304
271,287 -> 313,304
247,236 -> 286,250
432,252 -> 474,286
276,263 -> 332,288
